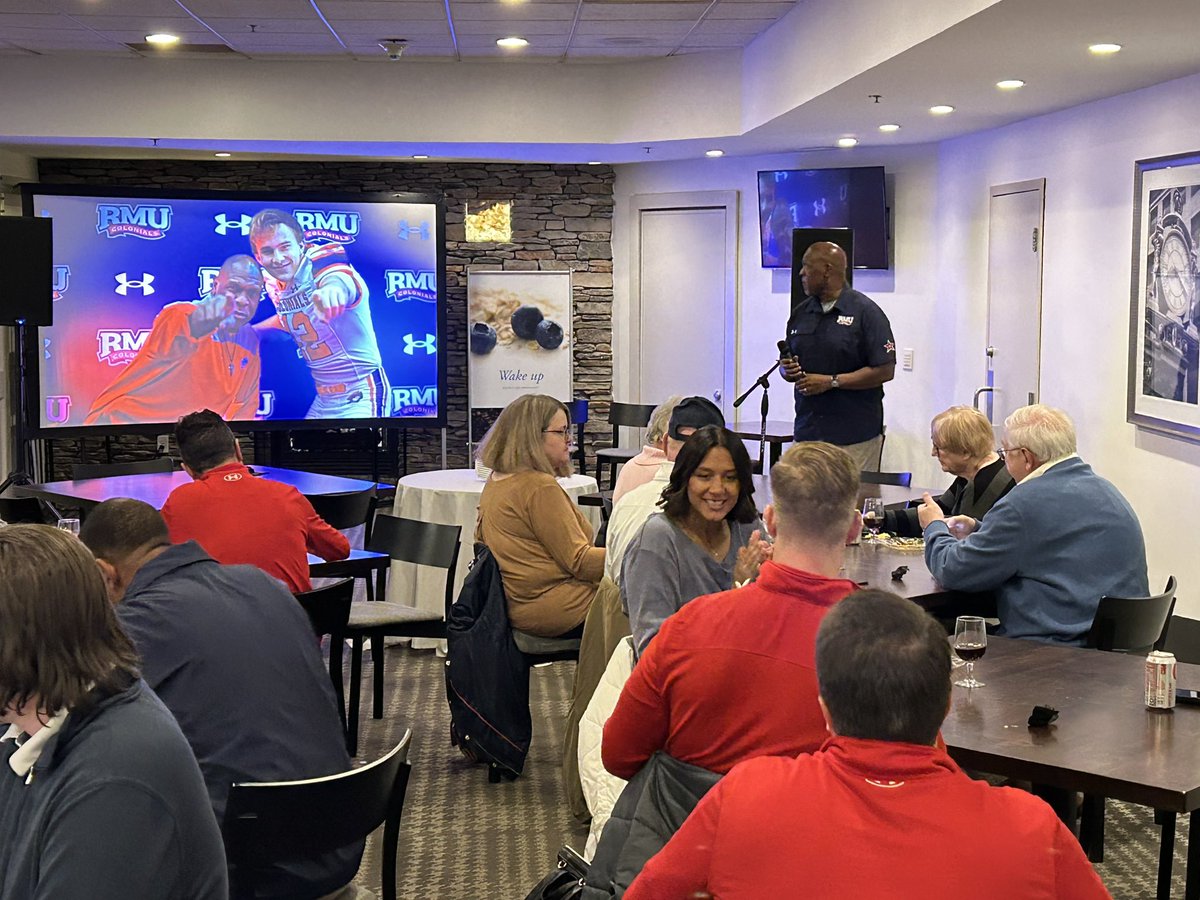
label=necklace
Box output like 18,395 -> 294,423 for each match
216,331 -> 237,376
677,519 -> 730,562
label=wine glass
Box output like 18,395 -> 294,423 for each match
953,616 -> 987,688
862,498 -> 886,541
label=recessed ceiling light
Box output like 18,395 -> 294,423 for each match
1089,42 -> 1122,55
929,104 -> 955,115
412,154 -> 429,160
587,161 -> 602,166
145,33 -> 180,46
496,36 -> 528,48
214,152 -> 232,158
704,149 -> 724,158
836,137 -> 858,148
996,79 -> 1025,90
878,123 -> 901,133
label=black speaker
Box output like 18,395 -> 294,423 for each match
0,216 -> 53,326
790,227 -> 854,309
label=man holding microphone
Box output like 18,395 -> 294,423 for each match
780,241 -> 896,471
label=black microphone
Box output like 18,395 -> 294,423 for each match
777,340 -> 793,360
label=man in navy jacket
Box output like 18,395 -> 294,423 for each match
920,404 -> 1147,645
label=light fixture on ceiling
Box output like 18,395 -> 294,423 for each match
705,149 -> 724,158
412,154 -> 429,160
145,33 -> 180,46
587,161 -> 602,166
497,36 -> 529,48
996,79 -> 1025,90
929,104 -> 955,115
379,39 -> 408,60
836,137 -> 858,148
1089,42 -> 1122,55
878,124 -> 900,133
214,152 -> 232,158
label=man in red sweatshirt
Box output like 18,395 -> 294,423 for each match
162,409 -> 348,593
626,590 -> 1111,900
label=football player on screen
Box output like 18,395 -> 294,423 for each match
85,255 -> 264,426
248,209 -> 390,419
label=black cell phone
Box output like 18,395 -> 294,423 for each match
1176,687 -> 1200,705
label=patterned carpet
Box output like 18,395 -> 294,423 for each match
347,645 -> 1182,900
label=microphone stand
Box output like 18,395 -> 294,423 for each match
733,355 -> 783,473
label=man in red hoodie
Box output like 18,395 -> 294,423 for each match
161,409 -> 348,593
626,590 -> 1111,900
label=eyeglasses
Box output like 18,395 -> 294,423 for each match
996,446 -> 1028,460
544,427 -> 574,443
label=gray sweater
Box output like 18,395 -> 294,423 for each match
621,511 -> 761,655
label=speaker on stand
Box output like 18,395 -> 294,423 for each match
0,216 -> 54,500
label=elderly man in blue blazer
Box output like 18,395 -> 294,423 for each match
919,404 -> 1147,645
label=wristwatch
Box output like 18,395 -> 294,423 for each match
830,374 -> 841,389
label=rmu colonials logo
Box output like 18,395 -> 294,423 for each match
390,385 -> 437,416
293,209 -> 360,245
385,270 -> 437,303
52,265 -> 70,300
96,204 -> 173,240
97,329 -> 150,366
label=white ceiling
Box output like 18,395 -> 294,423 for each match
0,0 -> 794,60
1,0 -> 1199,163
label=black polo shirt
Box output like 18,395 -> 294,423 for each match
784,285 -> 896,445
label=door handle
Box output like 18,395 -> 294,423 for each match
972,387 -> 994,410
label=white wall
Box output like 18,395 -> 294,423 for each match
612,144 -> 950,490
936,70 -> 1200,616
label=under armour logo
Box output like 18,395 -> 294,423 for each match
115,273 -> 155,296
214,213 -> 253,236
397,220 -> 430,241
403,333 -> 436,355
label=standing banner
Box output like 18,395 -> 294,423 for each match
467,269 -> 573,408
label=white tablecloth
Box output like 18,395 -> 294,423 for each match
389,469 -> 601,649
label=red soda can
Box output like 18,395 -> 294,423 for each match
1145,651 -> 1177,709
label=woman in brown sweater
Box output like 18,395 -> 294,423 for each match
476,395 -> 604,637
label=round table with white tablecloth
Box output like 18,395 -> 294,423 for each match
388,468 -> 601,649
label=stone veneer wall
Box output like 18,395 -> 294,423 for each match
35,159 -> 614,481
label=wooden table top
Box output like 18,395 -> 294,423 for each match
840,543 -> 945,607
19,466 -> 386,510
942,637 -> 1200,813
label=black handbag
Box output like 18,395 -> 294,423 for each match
524,845 -> 588,900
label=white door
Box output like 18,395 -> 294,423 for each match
984,180 -> 1045,425
630,192 -> 737,413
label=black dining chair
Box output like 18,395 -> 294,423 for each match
223,729 -> 413,900
595,401 -> 656,491
0,496 -> 48,524
1079,575 -> 1178,863
71,457 -> 175,479
293,578 -> 355,738
564,398 -> 589,477
306,486 -> 384,598
337,515 -> 461,756
1163,614 -> 1200,664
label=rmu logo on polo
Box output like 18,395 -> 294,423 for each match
403,333 -> 436,355
96,204 -> 172,240
115,273 -> 155,296
214,213 -> 253,236
385,270 -> 437,303
96,329 -> 150,366
293,209 -> 360,245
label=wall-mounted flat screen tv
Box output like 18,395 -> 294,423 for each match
23,186 -> 446,436
757,166 -> 888,269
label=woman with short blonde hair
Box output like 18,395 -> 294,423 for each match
476,394 -> 603,637
883,405 -> 1014,537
